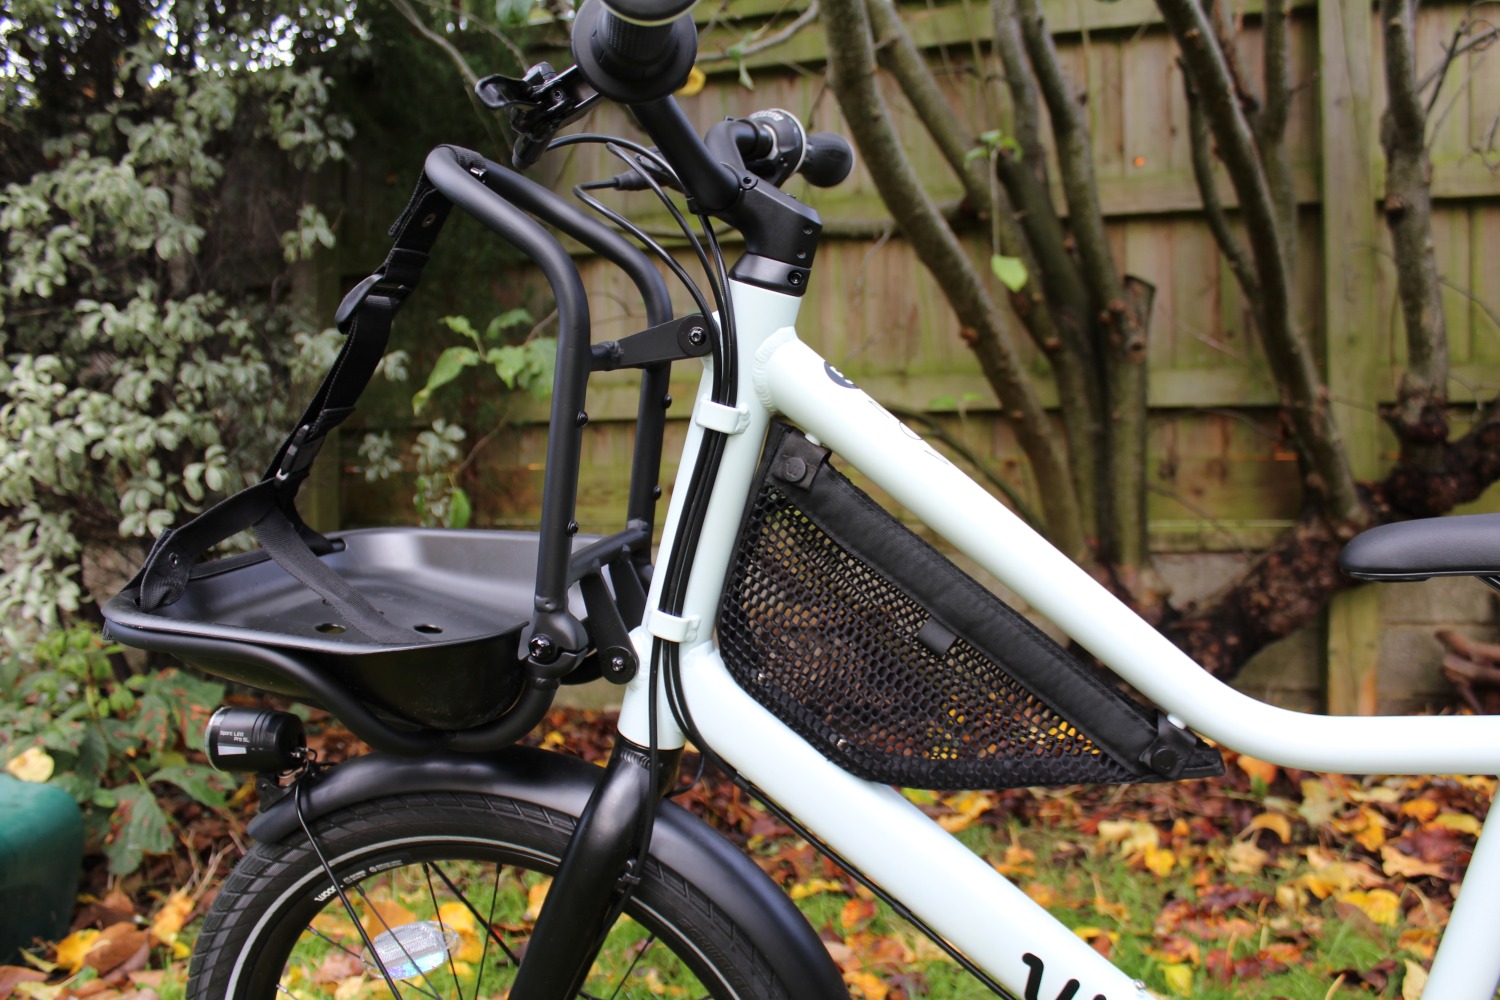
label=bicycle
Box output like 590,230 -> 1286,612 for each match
100,1 -> 1500,996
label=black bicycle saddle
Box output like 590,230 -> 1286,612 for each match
1340,513 -> 1500,581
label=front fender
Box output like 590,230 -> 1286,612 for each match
249,746 -> 848,1000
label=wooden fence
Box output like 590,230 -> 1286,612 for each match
324,0 -> 1500,713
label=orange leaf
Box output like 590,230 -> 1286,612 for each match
1246,812 -> 1292,844
150,890 -> 194,945
840,898 -> 877,931
1400,799 -> 1440,823
1235,754 -> 1279,786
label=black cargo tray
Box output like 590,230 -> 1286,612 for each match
104,527 -> 555,731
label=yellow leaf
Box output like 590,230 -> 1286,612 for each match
334,976 -> 367,1000
1402,958 -> 1427,999
1246,812 -> 1293,844
171,939 -> 192,960
788,878 -> 845,901
1225,839 -> 1269,876
524,879 -> 552,922
1400,798 -> 1440,822
437,902 -> 475,933
1429,813 -> 1481,836
5,747 -> 55,783
1072,926 -> 1119,944
1143,846 -> 1176,877
150,889 -> 194,945
937,791 -> 994,833
1161,962 -> 1194,997
54,928 -> 100,973
676,66 -> 707,98
1337,888 -> 1401,926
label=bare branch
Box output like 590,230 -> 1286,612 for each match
1183,64 -> 1261,310
1157,0 -> 1362,525
990,0 -> 1048,187
1379,0 -> 1449,444
387,0 -> 508,150
1258,0 -> 1297,275
821,0 -> 1089,559
699,1 -> 821,64
1016,0 -> 1152,570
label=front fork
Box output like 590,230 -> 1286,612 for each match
508,736 -> 683,999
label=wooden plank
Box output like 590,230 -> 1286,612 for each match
1435,204 -> 1474,365
1327,586 -> 1382,716
1471,210 -> 1500,364
1320,0 -> 1382,715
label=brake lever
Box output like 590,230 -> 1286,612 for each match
476,62 -> 601,170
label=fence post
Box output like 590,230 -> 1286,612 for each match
1318,0 -> 1382,714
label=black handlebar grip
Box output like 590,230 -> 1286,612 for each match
573,0 -> 698,103
603,0 -> 695,21
799,132 -> 856,188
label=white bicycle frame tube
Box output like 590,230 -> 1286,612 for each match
617,279 -> 1500,998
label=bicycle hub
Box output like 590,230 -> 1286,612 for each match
204,706 -> 308,774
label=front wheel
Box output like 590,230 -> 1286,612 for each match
187,791 -> 798,999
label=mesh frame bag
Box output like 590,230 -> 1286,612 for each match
717,424 -> 1223,790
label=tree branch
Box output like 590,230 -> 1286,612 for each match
1015,0 -> 1152,574
699,0 -> 822,64
821,0 -> 1089,559
990,0 -> 1048,188
1184,66 -> 1262,310
388,0 -> 508,151
1157,0 -> 1363,526
865,0 -> 1103,538
1258,0 -> 1298,276
1379,0 -> 1449,446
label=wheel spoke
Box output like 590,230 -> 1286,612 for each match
421,863 -> 466,999
428,858 -> 523,966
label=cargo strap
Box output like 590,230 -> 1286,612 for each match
128,147 -> 490,645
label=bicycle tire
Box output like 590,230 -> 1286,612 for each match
187,790 -> 799,999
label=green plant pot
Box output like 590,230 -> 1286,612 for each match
0,774 -> 84,961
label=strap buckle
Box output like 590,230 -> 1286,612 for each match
275,425 -> 323,483
334,271 -> 411,334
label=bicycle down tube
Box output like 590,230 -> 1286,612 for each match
617,275 -> 1500,999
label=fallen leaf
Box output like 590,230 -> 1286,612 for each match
1402,958 -> 1428,999
82,923 -> 149,976
1246,812 -> 1293,844
788,878 -> 845,901
0,967 -> 47,995
1381,844 -> 1446,880
149,891 -> 194,945
1336,888 -> 1401,927
1235,754 -> 1279,786
5,746 -> 55,783
1399,799 -> 1440,823
55,929 -> 101,974
1428,813 -> 1481,836
523,879 -> 551,923
1161,962 -> 1194,997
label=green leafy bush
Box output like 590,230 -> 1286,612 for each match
1,625 -> 231,875
0,2 -> 355,656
